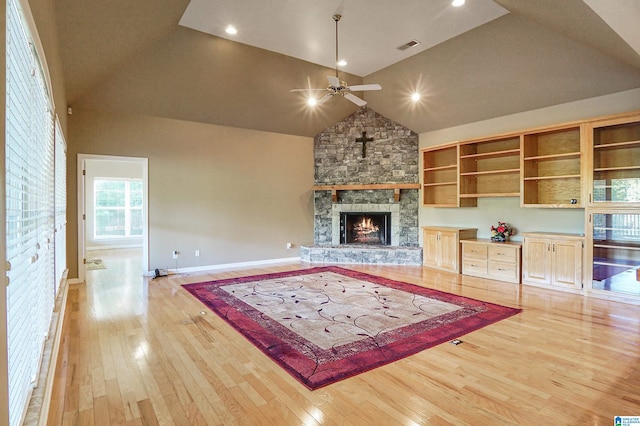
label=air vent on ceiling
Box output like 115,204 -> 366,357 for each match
397,40 -> 421,51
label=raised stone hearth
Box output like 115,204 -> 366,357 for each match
300,245 -> 422,265
307,107 -> 420,265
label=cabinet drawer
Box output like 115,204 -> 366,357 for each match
463,259 -> 488,276
463,243 -> 487,260
488,245 -> 518,263
489,260 -> 518,280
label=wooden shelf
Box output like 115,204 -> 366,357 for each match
423,182 -> 456,187
523,151 -> 581,161
593,243 -> 640,251
459,136 -> 520,199
594,139 -> 640,150
422,145 -> 462,207
522,126 -> 582,207
313,183 -> 420,202
460,192 -> 520,198
460,148 -> 520,159
423,164 -> 457,172
461,168 -> 520,177
523,174 -> 580,181
594,165 -> 640,172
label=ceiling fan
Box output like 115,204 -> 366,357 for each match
290,14 -> 382,107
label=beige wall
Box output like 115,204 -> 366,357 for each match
29,0 -> 68,133
418,88 -> 640,241
67,109 -> 314,278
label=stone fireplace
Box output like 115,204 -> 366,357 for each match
301,107 -> 422,265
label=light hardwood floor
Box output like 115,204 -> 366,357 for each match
47,250 -> 640,425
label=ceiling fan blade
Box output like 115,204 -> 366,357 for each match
318,93 -> 333,104
348,84 -> 382,91
289,88 -> 327,92
344,93 -> 367,107
327,76 -> 340,87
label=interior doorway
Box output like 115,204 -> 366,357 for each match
77,154 -> 149,283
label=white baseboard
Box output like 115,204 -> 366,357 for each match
145,256 -> 301,276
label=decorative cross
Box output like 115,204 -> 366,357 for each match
355,131 -> 374,158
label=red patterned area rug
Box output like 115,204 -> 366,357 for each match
183,266 -> 521,390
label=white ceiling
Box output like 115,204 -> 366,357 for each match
179,0 -> 510,77
583,0 -> 640,57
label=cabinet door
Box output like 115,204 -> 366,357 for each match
552,239 -> 582,289
523,237 -> 551,285
423,229 -> 440,267
439,230 -> 459,271
589,116 -> 640,206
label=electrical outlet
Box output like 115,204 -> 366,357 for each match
172,250 -> 178,259
195,249 -> 200,257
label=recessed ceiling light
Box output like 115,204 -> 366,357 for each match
337,60 -> 347,67
225,25 -> 237,35
411,92 -> 421,102
307,97 -> 318,107
452,0 -> 465,6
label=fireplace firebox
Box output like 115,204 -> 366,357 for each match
339,212 -> 391,245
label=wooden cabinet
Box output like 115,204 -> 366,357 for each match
522,233 -> 583,292
587,113 -> 640,206
459,136 -> 521,201
422,227 -> 477,273
421,111 -> 640,209
522,125 -> 584,207
461,239 -> 522,284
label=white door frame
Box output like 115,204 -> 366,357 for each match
77,154 -> 149,282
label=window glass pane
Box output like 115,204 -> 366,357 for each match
130,181 -> 143,207
130,208 -> 143,236
592,178 -> 640,202
95,180 -> 125,207
96,209 -> 126,236
611,178 -> 640,202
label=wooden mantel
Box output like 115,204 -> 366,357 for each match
313,183 -> 421,202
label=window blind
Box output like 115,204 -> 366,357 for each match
54,117 -> 66,293
5,0 -> 58,424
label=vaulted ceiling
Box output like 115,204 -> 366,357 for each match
52,0 -> 640,137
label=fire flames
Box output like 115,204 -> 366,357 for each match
354,217 -> 379,235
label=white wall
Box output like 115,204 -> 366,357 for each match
418,88 -> 640,241
85,159 -> 144,250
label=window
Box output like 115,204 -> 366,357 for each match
94,179 -> 143,238
5,0 -> 63,424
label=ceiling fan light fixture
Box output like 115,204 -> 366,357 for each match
225,25 -> 237,35
290,14 -> 381,107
